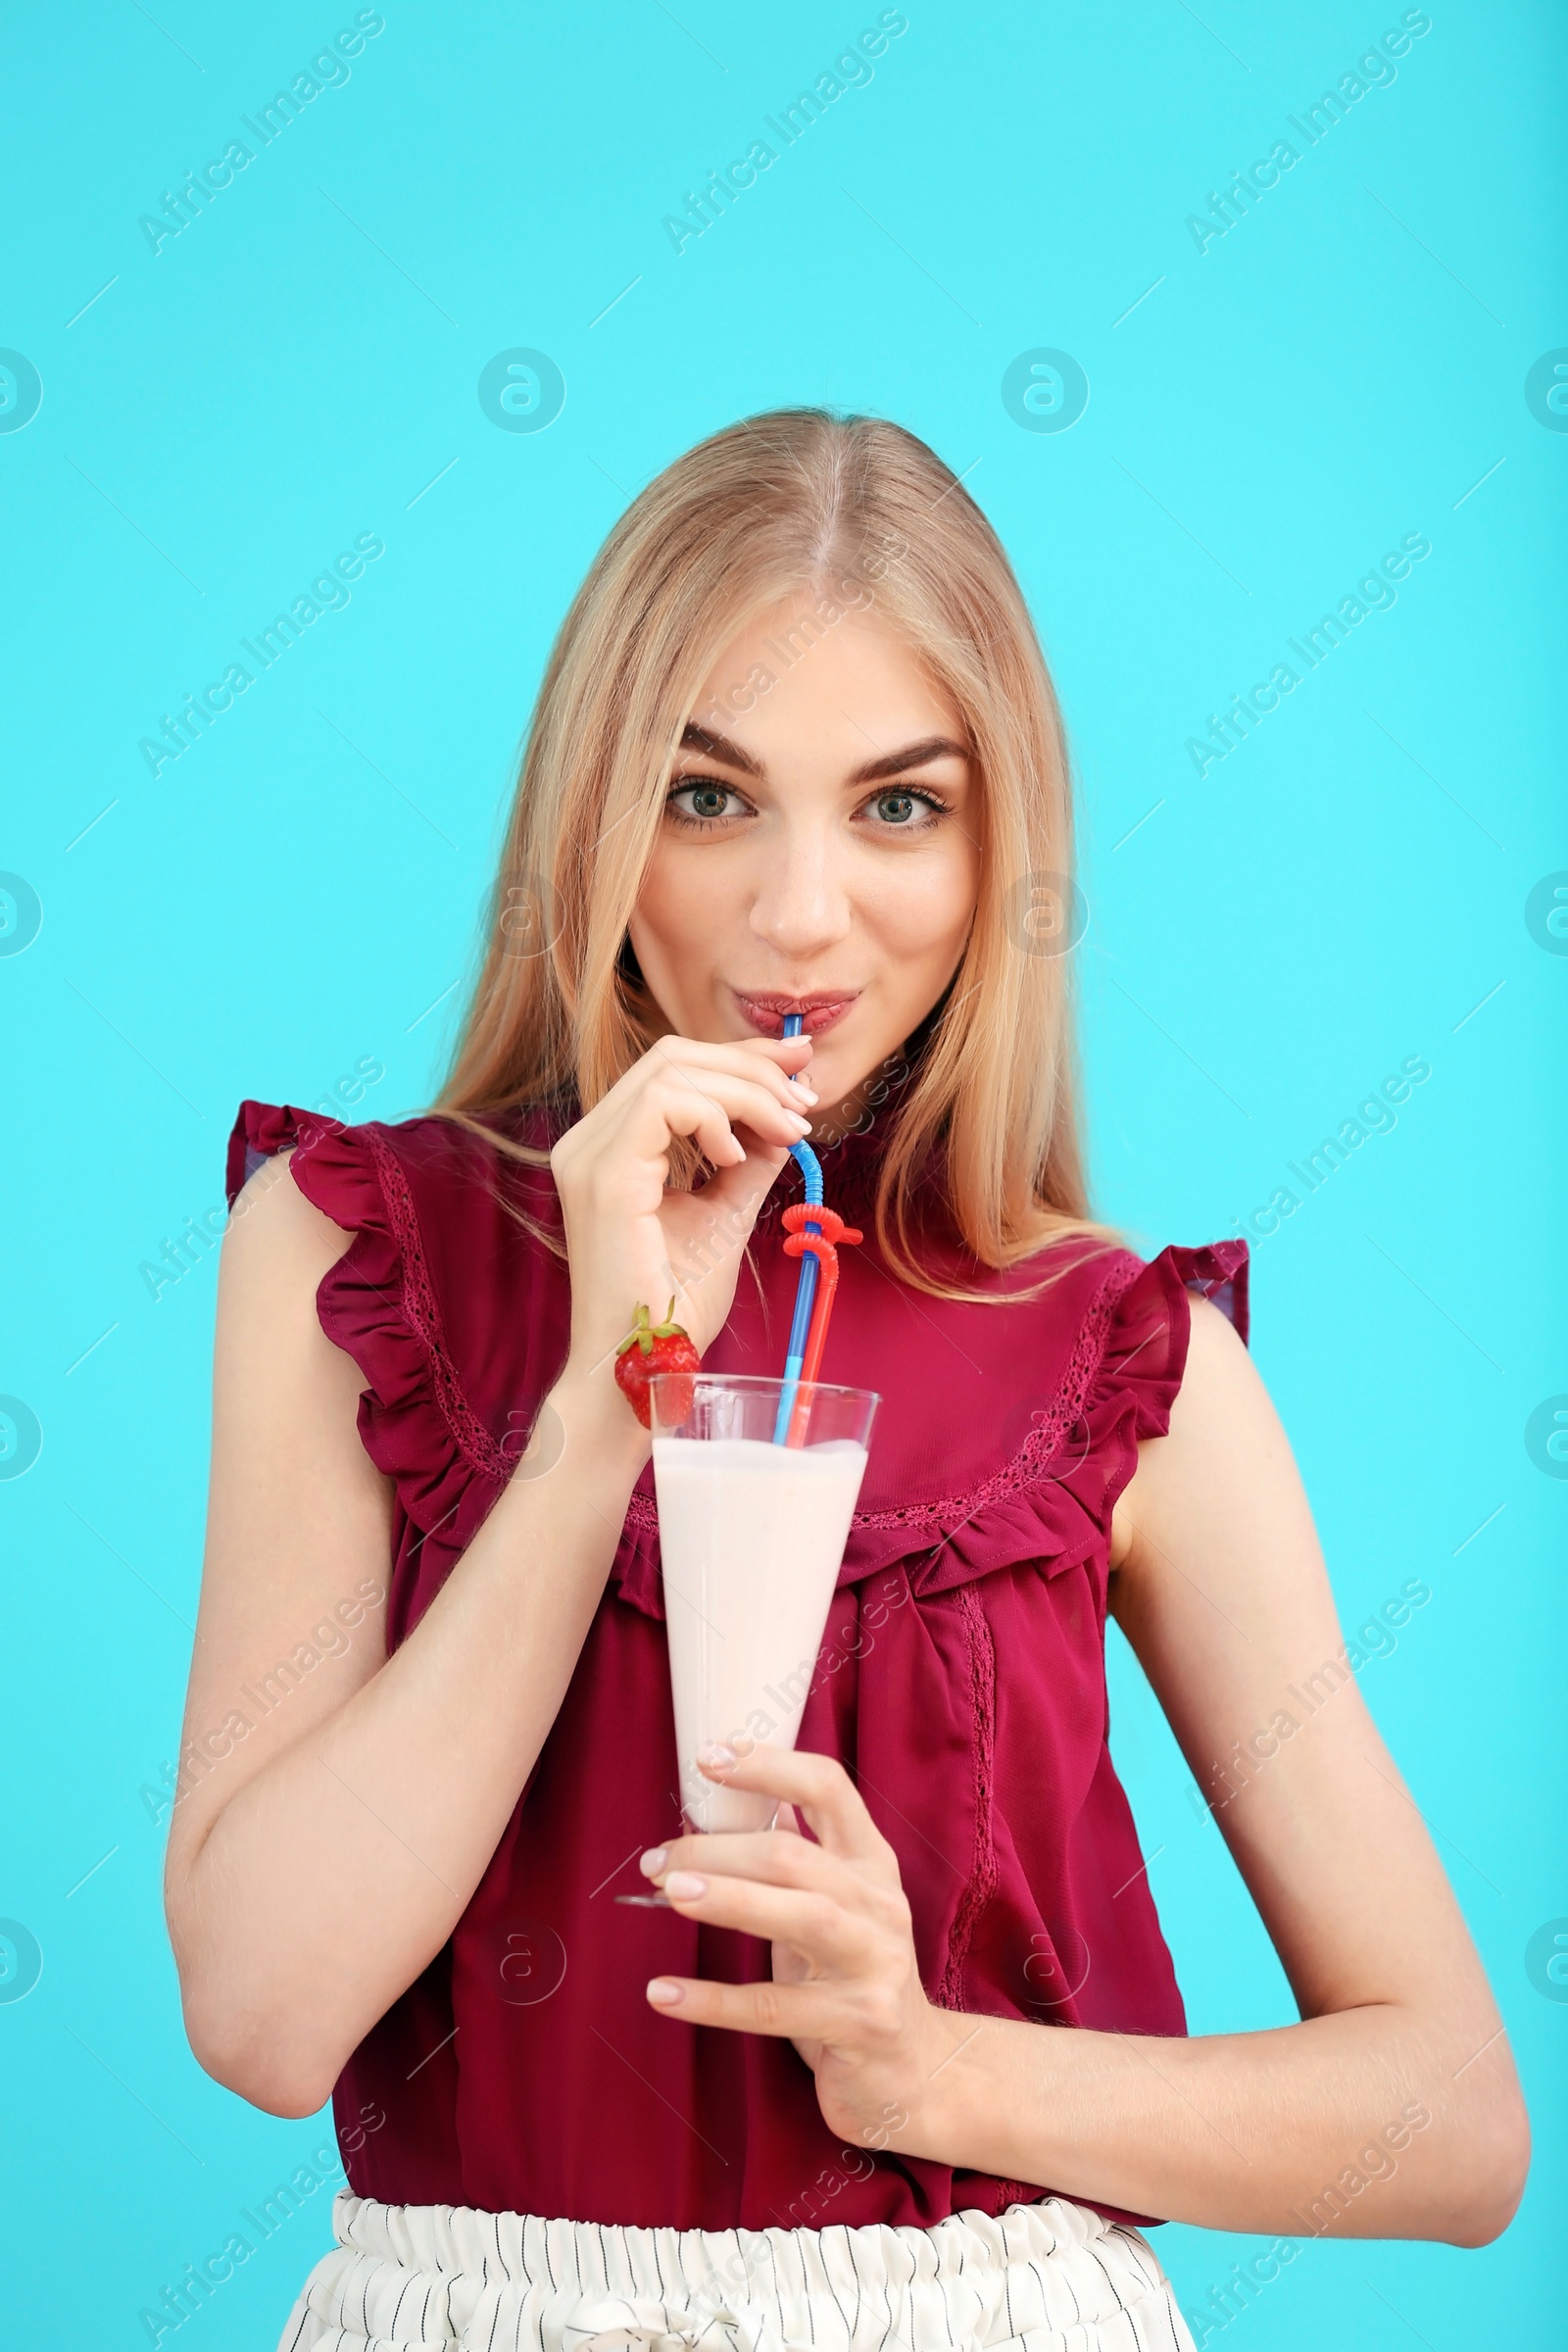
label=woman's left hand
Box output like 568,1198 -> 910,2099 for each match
639,1740 -> 961,2154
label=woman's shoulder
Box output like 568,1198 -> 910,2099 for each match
993,1222 -> 1249,1334
225,1096 -> 567,1226
226,1094 -> 569,1387
1020,1227 -> 1250,1426
222,1096 -> 573,1548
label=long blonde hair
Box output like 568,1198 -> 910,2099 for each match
436,408 -> 1111,1299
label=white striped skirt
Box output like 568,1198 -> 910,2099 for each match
276,2190 -> 1196,2352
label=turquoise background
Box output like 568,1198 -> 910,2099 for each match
1,0 -> 1562,2341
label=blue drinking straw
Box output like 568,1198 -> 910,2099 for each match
772,1011 -> 822,1444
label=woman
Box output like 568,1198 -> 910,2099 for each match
167,411 -> 1528,2351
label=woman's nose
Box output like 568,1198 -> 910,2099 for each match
747,822 -> 853,959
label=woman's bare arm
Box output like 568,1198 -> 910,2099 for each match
631,1298 -> 1530,2245
167,1035 -> 813,2117
164,1152 -> 650,2116
914,1297 -> 1530,2240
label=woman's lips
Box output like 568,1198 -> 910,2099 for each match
732,991 -> 860,1038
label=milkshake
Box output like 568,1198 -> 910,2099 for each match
650,1376 -> 877,1832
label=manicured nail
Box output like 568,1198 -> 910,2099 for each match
788,1111 -> 812,1131
699,1742 -> 737,1768
640,1846 -> 667,1878
664,1871 -> 707,1899
647,1978 -> 683,2005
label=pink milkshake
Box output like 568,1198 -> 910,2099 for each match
650,1375 -> 877,1832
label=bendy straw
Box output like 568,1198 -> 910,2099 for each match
772,1013 -> 821,1442
772,1014 -> 860,1445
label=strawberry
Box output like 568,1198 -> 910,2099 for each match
612,1298 -> 700,1428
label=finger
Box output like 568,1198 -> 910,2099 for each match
592,1030 -> 808,1111
640,1065 -> 815,1158
646,1971 -> 840,2038
671,1141 -> 795,1236
700,1742 -> 889,1864
553,1036 -> 814,1172
645,1034 -> 817,1114
648,1082 -> 755,1168
605,1075 -> 802,1175
680,1030 -> 816,1082
646,1826 -> 864,1906
659,1871 -> 870,1963
587,1078 -> 737,1173
646,1051 -> 816,1140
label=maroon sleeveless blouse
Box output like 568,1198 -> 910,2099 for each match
225,1098 -> 1249,2234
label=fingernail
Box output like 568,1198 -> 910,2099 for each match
699,1742 -> 737,1768
788,1111 -> 812,1131
640,1846 -> 667,1878
664,1871 -> 707,1899
647,1978 -> 683,2006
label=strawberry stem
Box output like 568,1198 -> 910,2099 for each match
614,1299 -> 691,1358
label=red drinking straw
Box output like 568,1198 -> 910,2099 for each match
780,1204 -> 862,1446
774,1009 -> 861,1445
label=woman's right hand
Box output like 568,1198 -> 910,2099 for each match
549,1031 -> 818,1379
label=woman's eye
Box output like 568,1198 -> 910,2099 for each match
666,779 -> 747,825
873,791 -> 917,824
864,788 -> 946,829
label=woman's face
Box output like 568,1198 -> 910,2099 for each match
628,592 -> 981,1129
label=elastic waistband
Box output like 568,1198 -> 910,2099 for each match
279,2189 -> 1194,2352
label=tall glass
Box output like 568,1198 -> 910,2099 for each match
649,1372 -> 879,1835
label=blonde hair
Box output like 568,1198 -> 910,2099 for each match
436,408 -> 1112,1299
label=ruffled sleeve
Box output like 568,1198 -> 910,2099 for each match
906,1238 -> 1250,1600
1050,1237 -> 1250,1561
225,1101 -> 509,1554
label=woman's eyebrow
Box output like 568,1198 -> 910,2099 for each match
678,720 -> 763,775
676,724 -> 969,787
848,735 -> 969,785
